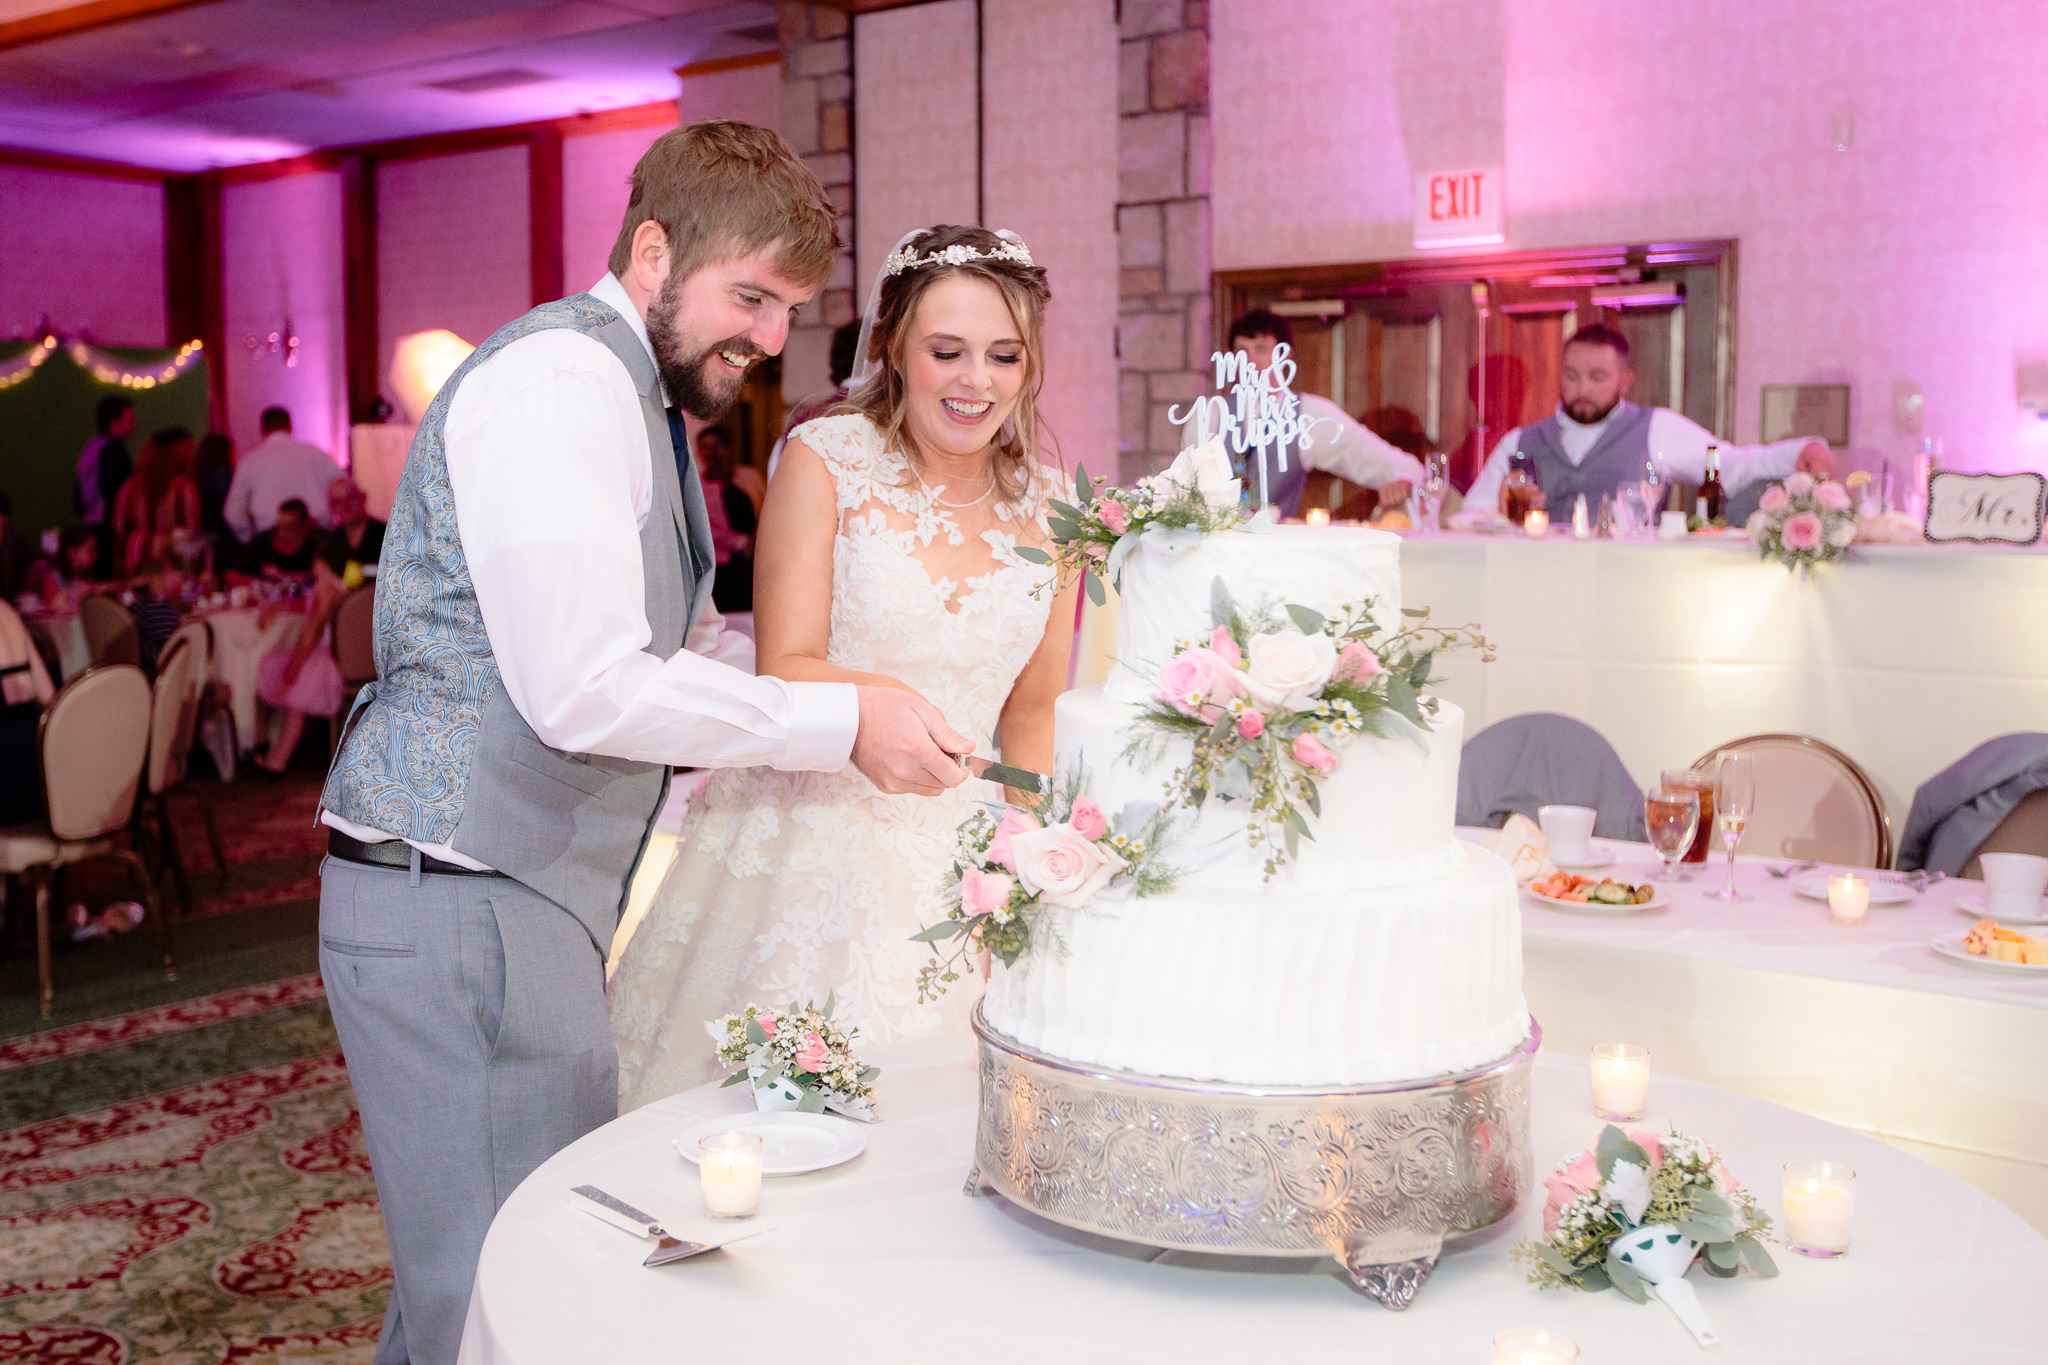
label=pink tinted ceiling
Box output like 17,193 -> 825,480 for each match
0,0 -> 776,170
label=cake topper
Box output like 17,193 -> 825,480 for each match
1167,343 -> 1337,509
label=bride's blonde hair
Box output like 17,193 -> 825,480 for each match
840,224 -> 1054,505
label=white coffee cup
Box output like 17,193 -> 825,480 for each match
1539,804 -> 1598,865
1979,852 -> 2048,915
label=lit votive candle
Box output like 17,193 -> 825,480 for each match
699,1130 -> 764,1221
1782,1161 -> 1856,1256
1524,509 -> 1550,538
1492,1328 -> 1580,1364
1304,506 -> 1331,526
1828,873 -> 1870,925
1589,1043 -> 1650,1121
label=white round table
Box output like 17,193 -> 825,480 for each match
459,1037 -> 2046,1363
199,606 -> 300,750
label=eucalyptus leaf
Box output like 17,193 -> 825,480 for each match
1691,1187 -> 1733,1217
1048,498 -> 1085,521
762,1062 -> 789,1083
1084,570 -> 1106,606
1209,577 -> 1238,632
744,1017 -> 768,1047
1698,1253 -> 1738,1279
796,1088 -> 828,1115
718,1071 -> 748,1088
1532,1243 -> 1577,1275
1302,779 -> 1322,818
1595,1124 -> 1649,1180
823,990 -> 836,1018
1379,673 -> 1427,727
1076,465 -> 1094,505
1285,603 -> 1326,634
1736,1235 -> 1779,1278
858,1067 -> 880,1084
1576,1262 -> 1612,1292
1013,544 -> 1052,564
1401,607 -> 1427,618
1706,1240 -> 1740,1270
1604,1251 -> 1651,1304
910,922 -> 965,943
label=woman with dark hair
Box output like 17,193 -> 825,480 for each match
610,224 -> 1078,1105
113,427 -> 200,575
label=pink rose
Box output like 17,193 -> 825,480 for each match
1009,823 -> 1128,908
1758,483 -> 1789,515
753,1012 -> 777,1037
1243,630 -> 1339,712
987,808 -> 1041,871
1783,471 -> 1816,499
1210,625 -> 1243,669
1069,797 -> 1108,841
1083,541 -> 1107,559
1628,1131 -> 1665,1167
1542,1150 -> 1603,1235
1332,641 -> 1381,685
1097,497 -> 1129,535
1781,510 -> 1824,551
794,1032 -> 830,1074
1815,480 -> 1851,512
1237,709 -> 1264,739
1154,647 -> 1245,721
960,867 -> 1015,918
1292,732 -> 1339,775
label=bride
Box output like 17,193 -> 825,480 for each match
608,225 -> 1078,1108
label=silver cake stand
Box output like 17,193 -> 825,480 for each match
966,1003 -> 1539,1308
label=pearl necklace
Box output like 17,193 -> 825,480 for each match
906,457 -> 996,509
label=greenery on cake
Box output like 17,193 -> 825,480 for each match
912,771 -> 1180,1002
1127,577 -> 1490,878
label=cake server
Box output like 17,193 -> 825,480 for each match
567,1184 -> 768,1267
957,753 -> 1049,795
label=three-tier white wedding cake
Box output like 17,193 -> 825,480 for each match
981,523 -> 1527,1087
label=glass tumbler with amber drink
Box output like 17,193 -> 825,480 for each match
1659,768 -> 1716,867
1645,788 -> 1700,883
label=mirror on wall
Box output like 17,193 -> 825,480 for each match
1214,240 -> 1735,490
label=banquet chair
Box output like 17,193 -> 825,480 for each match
1961,789 -> 2048,880
0,664 -> 174,1016
1458,713 -> 1648,841
327,583 -> 377,756
1691,733 -> 1891,869
1897,733 -> 2048,876
141,633 -> 223,916
79,593 -> 142,669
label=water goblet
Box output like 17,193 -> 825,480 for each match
1706,750 -> 1756,902
1644,788 -> 1699,884
1618,483 -> 1651,538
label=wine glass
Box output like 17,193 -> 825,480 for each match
1706,750 -> 1756,902
1617,483 -> 1651,538
1644,788 -> 1700,884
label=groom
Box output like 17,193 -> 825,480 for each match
318,121 -> 967,1365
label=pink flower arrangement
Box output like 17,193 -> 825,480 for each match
754,1012 -> 778,1037
1815,480 -> 1851,512
1096,496 -> 1129,535
1753,473 -> 1858,572
1758,484 -> 1789,515
959,866 -> 1014,918
1068,796 -> 1108,841
794,1032 -> 831,1074
1783,471 -> 1816,498
1543,1150 -> 1603,1235
1210,625 -> 1243,667
1008,822 -> 1128,908
1780,510 -> 1824,551
1292,733 -> 1339,775
986,808 -> 1040,871
1332,641 -> 1381,685
1154,647 -> 1244,722
1237,709 -> 1264,739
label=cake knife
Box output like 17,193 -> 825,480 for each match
957,753 -> 1049,795
568,1184 -> 768,1267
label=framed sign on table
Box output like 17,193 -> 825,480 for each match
1923,471 -> 2047,545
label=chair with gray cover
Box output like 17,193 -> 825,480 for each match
1899,733 -> 2048,877
1457,712 -> 1648,841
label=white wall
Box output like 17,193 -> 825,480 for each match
221,169 -> 349,464
376,145 -> 532,388
0,164 -> 164,345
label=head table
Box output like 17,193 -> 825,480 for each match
458,1036 -> 2044,1364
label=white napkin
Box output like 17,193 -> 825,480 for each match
1486,813 -> 1557,886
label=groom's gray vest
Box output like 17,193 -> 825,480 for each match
322,293 -> 714,949
1515,400 -> 1655,511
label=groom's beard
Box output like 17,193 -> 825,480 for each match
1563,393 -> 1622,426
647,273 -> 763,421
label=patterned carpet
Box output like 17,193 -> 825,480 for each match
0,976 -> 389,1364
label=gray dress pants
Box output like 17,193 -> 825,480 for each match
319,856 -> 617,1365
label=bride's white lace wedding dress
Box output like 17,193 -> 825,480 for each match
608,413 -> 1063,1109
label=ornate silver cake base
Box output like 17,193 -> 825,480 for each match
967,1004 -> 1538,1309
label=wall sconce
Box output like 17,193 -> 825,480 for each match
245,318 -> 300,368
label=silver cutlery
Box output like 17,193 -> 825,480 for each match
1766,860 -> 1818,879
569,1184 -> 767,1267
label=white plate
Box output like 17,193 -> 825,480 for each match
1930,935 -> 2048,975
1527,883 -> 1669,915
1551,849 -> 1616,870
1954,893 -> 2048,927
1789,873 -> 1916,905
673,1112 -> 868,1176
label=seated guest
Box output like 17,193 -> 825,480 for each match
126,558 -> 186,674
694,429 -> 757,614
318,476 -> 385,581
233,498 -> 319,583
113,427 -> 201,575
223,406 -> 341,543
0,492 -> 32,602
1225,310 -> 1427,517
0,598 -> 56,824
252,559 -> 347,774
1464,324 -> 1833,516
21,526 -> 102,608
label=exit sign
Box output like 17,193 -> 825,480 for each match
1414,166 -> 1505,249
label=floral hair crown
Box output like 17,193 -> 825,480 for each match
882,233 -> 1035,278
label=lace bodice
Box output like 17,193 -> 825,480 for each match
801,413 -> 1063,749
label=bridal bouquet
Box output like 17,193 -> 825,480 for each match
1746,472 -> 1857,572
1515,1124 -> 1777,1300
913,777 -> 1178,1002
1015,434 -> 1245,605
1128,577 -> 1489,877
707,996 -> 878,1121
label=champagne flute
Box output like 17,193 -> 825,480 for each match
1706,750 -> 1756,902
1644,788 -> 1699,885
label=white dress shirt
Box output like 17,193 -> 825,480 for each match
1295,394 -> 1428,489
1464,404 -> 1812,512
224,432 -> 343,541
323,272 -> 859,864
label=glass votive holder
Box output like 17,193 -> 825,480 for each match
699,1130 -> 764,1221
1589,1043 -> 1650,1121
1828,873 -> 1870,925
1781,1161 -> 1856,1257
1492,1328 -> 1580,1364
1524,509 -> 1550,538
1304,506 -> 1331,526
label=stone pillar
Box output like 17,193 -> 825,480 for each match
1116,0 -> 1210,484
779,3 -> 856,404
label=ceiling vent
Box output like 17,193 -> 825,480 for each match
422,68 -> 553,95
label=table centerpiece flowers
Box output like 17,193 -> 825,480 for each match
1747,472 -> 1858,572
706,997 -> 879,1121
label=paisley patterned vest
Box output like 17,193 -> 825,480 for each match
1515,401 -> 1656,512
321,293 -> 714,947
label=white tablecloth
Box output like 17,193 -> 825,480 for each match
200,607 -> 301,750
459,1037 -> 2046,1364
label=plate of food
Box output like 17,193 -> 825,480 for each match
1954,894 -> 2048,927
1789,873 -> 1915,905
1527,871 -> 1666,915
1932,920 -> 2048,974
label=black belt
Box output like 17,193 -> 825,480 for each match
327,829 -> 507,878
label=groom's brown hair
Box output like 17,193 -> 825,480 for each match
608,120 -> 841,287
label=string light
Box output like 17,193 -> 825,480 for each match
0,334 -> 60,391
66,337 -> 205,390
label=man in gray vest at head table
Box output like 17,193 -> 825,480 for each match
317,121 -> 969,1365
1463,323 -> 1833,518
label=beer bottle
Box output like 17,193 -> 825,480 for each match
1697,444 -> 1726,523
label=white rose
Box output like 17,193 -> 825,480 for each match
1008,822 -> 1128,908
1241,629 -> 1339,712
1165,433 -> 1242,511
1825,517 -> 1856,547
